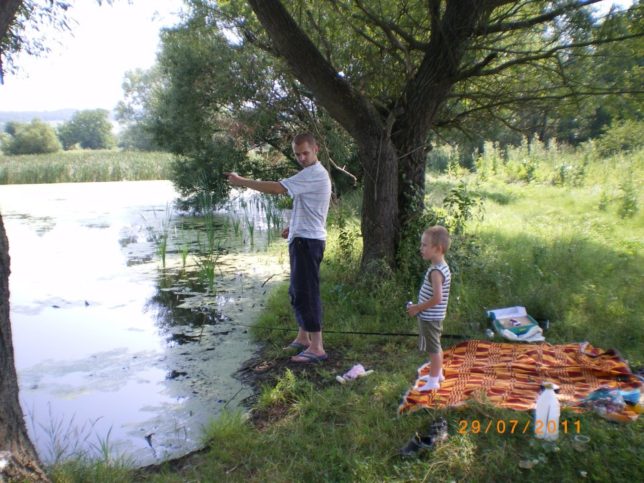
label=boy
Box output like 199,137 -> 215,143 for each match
406,225 -> 451,391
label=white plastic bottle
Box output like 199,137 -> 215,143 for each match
534,382 -> 560,440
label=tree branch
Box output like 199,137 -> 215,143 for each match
247,0 -> 382,143
466,32 -> 644,78
0,0 -> 24,83
443,87 -> 644,126
455,52 -> 498,80
472,31 -> 644,58
476,0 -> 603,35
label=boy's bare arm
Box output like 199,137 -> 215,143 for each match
224,172 -> 287,195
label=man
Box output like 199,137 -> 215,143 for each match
225,133 -> 332,363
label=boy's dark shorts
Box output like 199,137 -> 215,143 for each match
418,319 -> 443,354
288,237 -> 325,332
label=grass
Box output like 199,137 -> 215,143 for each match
0,149 -> 174,184
46,147 -> 643,482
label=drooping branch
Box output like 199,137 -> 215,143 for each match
0,0 -> 23,83
0,0 -> 21,41
247,0 -> 383,144
289,80 -> 359,187
477,0 -> 603,35
327,0 -> 429,51
466,32 -> 644,78
442,87 -> 644,127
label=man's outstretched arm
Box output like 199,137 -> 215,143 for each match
225,172 -> 287,195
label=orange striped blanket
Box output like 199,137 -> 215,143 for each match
398,340 -> 641,420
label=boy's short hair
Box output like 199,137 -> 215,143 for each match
424,225 -> 450,253
292,132 -> 317,146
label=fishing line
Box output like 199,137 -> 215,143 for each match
222,320 -> 469,340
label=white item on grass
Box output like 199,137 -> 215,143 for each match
534,382 -> 560,441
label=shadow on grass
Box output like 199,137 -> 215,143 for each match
133,182 -> 642,482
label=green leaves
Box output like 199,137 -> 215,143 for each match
2,118 -> 61,155
57,109 -> 115,150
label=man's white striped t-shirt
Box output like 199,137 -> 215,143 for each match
279,162 -> 331,243
418,262 -> 451,321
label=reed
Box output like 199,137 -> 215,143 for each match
195,257 -> 217,293
246,217 -> 255,246
180,241 -> 190,269
0,149 -> 174,184
231,218 -> 242,237
143,204 -> 174,269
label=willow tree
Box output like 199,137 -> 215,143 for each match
197,0 -> 641,270
1,1 -> 69,480
1,2 -> 48,476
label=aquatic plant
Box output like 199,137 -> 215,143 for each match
180,241 -> 190,269
231,218 -> 242,237
246,217 -> 255,246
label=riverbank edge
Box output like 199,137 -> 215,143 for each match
133,332 -> 296,477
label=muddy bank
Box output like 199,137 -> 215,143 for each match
136,340 -> 348,477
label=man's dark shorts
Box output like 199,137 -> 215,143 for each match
288,237 -> 325,332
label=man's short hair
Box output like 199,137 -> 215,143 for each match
293,132 -> 317,146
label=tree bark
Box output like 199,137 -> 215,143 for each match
0,215 -> 49,481
357,133 -> 399,270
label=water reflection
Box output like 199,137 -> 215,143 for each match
0,180 -> 288,466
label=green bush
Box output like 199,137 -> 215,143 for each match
57,109 -> 116,150
596,120 -> 644,156
618,178 -> 639,218
3,119 -> 61,155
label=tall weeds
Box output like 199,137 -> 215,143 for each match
0,149 -> 174,184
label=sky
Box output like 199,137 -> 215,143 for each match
0,0 -> 634,114
0,0 -> 185,113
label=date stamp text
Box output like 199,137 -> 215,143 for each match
457,419 -> 582,435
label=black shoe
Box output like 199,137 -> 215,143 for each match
399,418 -> 449,458
426,417 -> 448,443
399,432 -> 436,457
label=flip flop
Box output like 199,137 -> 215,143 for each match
284,341 -> 309,351
291,350 -> 328,363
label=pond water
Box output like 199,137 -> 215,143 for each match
0,180 -> 289,466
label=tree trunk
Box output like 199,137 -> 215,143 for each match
357,133 -> 399,270
0,215 -> 49,482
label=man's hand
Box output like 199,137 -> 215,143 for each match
223,172 -> 245,187
281,227 -> 289,239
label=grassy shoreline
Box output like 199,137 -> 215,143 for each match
52,157 -> 644,482
0,149 -> 174,184
48,151 -> 643,481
